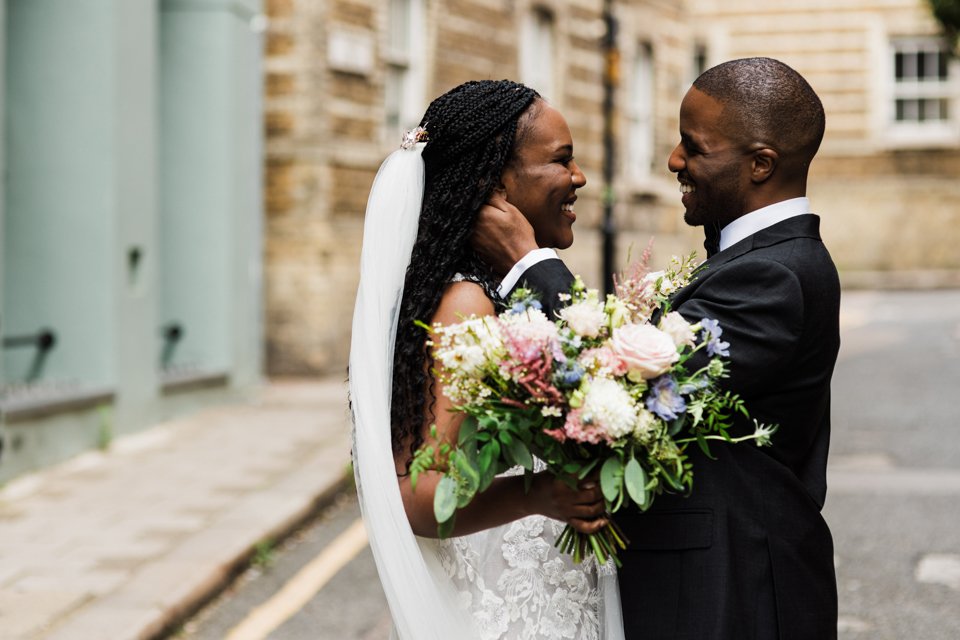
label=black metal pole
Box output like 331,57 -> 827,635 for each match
601,2 -> 618,296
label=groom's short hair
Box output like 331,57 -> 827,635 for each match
694,57 -> 825,163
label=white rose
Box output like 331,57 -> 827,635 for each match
658,311 -> 695,348
609,323 -> 680,381
559,300 -> 606,338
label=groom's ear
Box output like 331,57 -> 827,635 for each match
749,147 -> 778,184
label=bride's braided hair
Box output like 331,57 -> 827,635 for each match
391,79 -> 541,463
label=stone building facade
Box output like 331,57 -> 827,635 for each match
263,0 -> 960,375
688,0 -> 960,286
263,0 -> 694,374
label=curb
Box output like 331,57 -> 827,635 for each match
145,473 -> 355,640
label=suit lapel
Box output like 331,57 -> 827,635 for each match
669,214 -> 823,307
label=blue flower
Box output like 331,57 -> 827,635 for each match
646,376 -> 687,421
554,361 -> 584,387
510,297 -> 543,315
700,318 -> 730,358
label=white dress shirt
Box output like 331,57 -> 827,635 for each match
497,247 -> 559,298
719,197 -> 810,252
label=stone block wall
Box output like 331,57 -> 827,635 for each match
262,0 -> 693,375
262,0 -> 960,376
688,0 -> 960,285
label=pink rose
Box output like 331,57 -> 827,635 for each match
609,323 -> 679,380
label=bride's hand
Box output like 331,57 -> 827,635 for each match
471,191 -> 538,277
528,472 -> 608,535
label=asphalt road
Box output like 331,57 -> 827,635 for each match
178,288 -> 960,639
824,288 -> 960,638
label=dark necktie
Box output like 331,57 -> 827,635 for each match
703,221 -> 721,258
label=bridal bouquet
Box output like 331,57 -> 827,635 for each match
410,248 -> 775,566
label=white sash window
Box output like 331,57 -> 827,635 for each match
886,37 -> 960,147
385,0 -> 426,142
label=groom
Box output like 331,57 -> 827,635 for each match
474,58 -> 840,639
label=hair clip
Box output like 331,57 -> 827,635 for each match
401,125 -> 429,149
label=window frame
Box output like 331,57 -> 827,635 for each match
883,36 -> 960,148
384,0 -> 426,143
520,6 -> 557,101
625,40 -> 655,183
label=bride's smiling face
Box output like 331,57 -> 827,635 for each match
500,101 -> 586,250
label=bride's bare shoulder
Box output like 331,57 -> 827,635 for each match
431,280 -> 495,326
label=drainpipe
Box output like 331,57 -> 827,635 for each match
601,0 -> 619,296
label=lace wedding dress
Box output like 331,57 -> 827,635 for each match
426,482 -> 613,640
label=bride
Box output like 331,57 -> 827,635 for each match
350,79 -> 625,639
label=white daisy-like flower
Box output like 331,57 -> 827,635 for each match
541,405 -> 563,418
434,316 -> 504,378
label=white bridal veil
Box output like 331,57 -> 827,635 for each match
348,141 -> 480,639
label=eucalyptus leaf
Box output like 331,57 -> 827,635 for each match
624,457 -> 648,508
600,457 -> 623,503
434,475 -> 458,524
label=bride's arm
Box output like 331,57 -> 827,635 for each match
396,281 -> 607,538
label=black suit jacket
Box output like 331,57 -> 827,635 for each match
514,215 -> 840,640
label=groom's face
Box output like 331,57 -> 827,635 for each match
500,103 -> 586,250
668,88 -> 751,229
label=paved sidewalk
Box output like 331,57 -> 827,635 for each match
0,378 -> 353,640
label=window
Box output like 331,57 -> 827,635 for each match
385,0 -> 426,141
887,37 -> 959,145
626,41 -> 654,182
520,7 -> 556,100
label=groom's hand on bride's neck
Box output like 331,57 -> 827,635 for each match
472,191 -> 538,277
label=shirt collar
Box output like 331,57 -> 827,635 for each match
719,197 -> 810,252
